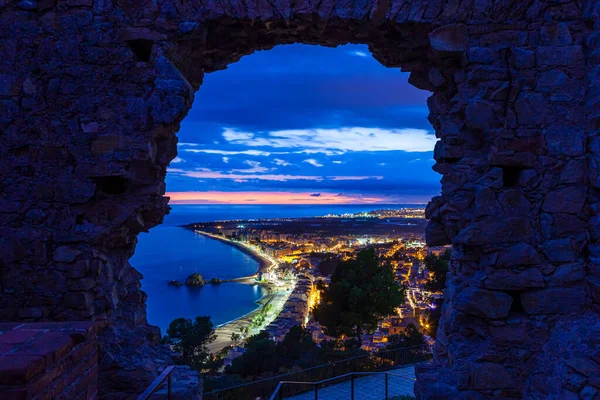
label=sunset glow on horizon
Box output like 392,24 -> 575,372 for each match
167,191 -> 431,205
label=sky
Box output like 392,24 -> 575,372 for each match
166,44 -> 440,205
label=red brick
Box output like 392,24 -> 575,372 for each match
72,366 -> 98,398
0,330 -> 40,345
52,376 -> 68,398
16,332 -> 73,367
0,355 -> 45,384
31,386 -> 53,400
67,341 -> 98,367
0,343 -> 17,356
0,323 -> 25,332
0,387 -> 27,400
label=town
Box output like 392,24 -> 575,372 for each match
184,208 -> 447,362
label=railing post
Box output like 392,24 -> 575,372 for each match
385,373 -> 388,400
351,374 -> 354,400
314,384 -> 318,400
168,374 -> 172,400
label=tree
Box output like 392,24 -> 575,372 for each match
163,316 -> 217,370
387,324 -> 425,349
230,332 -> 241,343
244,331 -> 270,348
422,249 -> 450,339
313,249 -> 406,345
423,249 -> 451,293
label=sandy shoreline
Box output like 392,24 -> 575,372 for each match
186,229 -> 287,353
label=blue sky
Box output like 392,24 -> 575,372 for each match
167,44 -> 440,204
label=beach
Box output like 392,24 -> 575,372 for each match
189,230 -> 291,353
208,280 -> 292,353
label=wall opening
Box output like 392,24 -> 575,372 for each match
131,44 -> 442,384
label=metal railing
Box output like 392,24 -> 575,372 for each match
137,365 -> 175,400
203,345 -> 430,400
269,371 -> 415,400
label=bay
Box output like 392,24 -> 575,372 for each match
131,204 -> 423,334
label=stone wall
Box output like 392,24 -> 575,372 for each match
1,0 -> 599,398
0,322 -> 99,399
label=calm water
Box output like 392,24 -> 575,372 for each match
132,204 -> 422,333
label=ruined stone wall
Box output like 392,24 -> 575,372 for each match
1,0 -> 598,398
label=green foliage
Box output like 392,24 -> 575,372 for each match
423,249 -> 451,293
244,331 -> 270,348
313,249 -> 406,344
387,324 -> 425,349
227,326 -> 324,379
249,303 -> 272,329
422,249 -> 450,339
163,316 -> 216,370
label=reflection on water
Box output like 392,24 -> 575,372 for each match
131,225 -> 264,333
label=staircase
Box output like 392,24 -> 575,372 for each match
270,365 -> 416,400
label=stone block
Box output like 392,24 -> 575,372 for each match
536,46 -> 583,67
544,125 -> 585,156
454,217 -> 530,246
90,135 -> 123,155
540,23 -> 572,45
511,48 -> 535,68
497,243 -> 542,267
542,187 -> 586,214
63,292 -> 92,310
566,357 -> 600,377
472,362 -> 514,390
67,278 -> 96,291
455,287 -> 513,319
580,386 -> 599,399
484,268 -> 543,290
53,246 -> 81,263
426,220 -> 451,246
549,263 -> 584,285
465,100 -> 496,130
590,278 -> 600,304
541,239 -> 578,263
429,24 -> 468,52
521,287 -> 585,315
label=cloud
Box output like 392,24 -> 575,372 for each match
169,168 -> 383,183
222,130 -> 254,141
177,142 -> 198,147
222,157 -> 229,163
170,168 -> 323,182
310,193 -> 321,197
329,176 -> 383,181
349,50 -> 368,57
303,158 -> 323,167
183,149 -> 272,156
222,127 -> 436,153
273,158 -> 291,166
231,160 -> 270,173
378,162 -> 386,166
332,160 -> 342,164
171,157 -> 185,163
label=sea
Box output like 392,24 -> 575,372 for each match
131,204 -> 424,334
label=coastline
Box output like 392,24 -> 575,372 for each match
190,229 -> 272,275
186,229 -> 289,353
